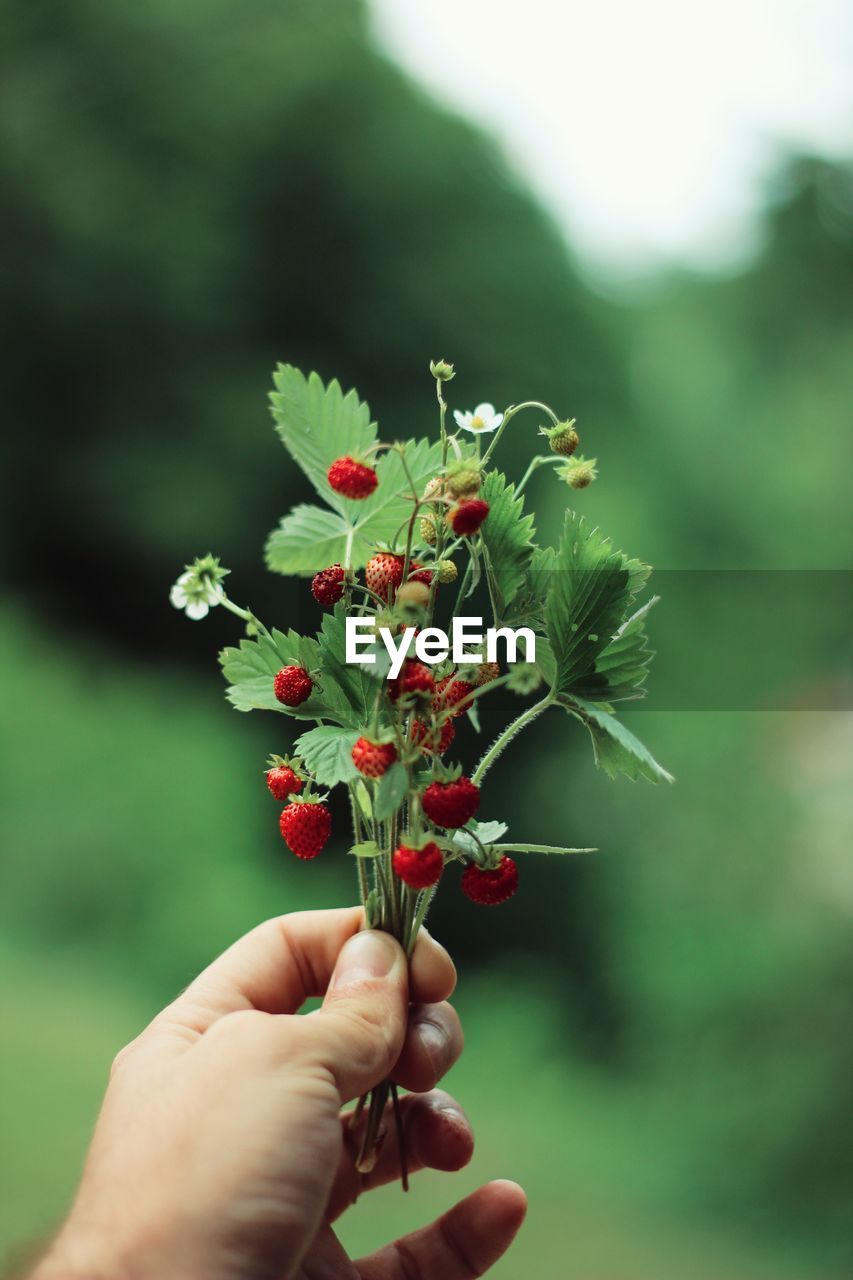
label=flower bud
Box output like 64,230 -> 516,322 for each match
429,358 -> 456,382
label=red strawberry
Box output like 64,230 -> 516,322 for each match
273,666 -> 313,706
311,563 -> 345,606
434,677 -> 475,718
408,565 -> 434,587
366,553 -> 405,599
351,736 -> 397,778
447,498 -> 489,537
393,840 -> 444,889
388,660 -> 435,701
421,776 -> 480,828
327,456 -> 378,500
461,855 -> 518,905
266,765 -> 303,801
411,718 -> 455,755
279,801 -> 332,860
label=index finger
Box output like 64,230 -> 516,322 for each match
153,910 -> 456,1035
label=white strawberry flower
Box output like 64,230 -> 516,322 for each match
169,554 -> 228,620
452,402 -> 504,435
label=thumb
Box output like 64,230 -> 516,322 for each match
303,930 -> 409,1103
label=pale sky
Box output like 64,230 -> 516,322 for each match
369,0 -> 853,273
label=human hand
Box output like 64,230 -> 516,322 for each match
32,908 -> 526,1279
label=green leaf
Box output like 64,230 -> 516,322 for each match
219,629 -> 316,715
545,512 -> 649,698
349,840 -> 381,859
265,505 -> 352,576
451,819 -> 508,856
503,544 -> 557,629
353,779 -> 373,822
479,471 -> 536,616
294,725 -> 360,787
570,597 -> 659,703
270,365 -> 376,514
491,842 -> 596,855
350,436 -> 444,543
559,695 -> 673,784
374,761 -> 409,821
266,389 -> 440,576
315,608 -> 374,728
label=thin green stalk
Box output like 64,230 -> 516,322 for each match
516,453 -> 563,497
481,399 -> 559,468
471,693 -> 554,785
348,785 -> 370,906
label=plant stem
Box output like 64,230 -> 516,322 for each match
471,693 -> 554,785
516,453 -> 563,497
481,400 -> 559,468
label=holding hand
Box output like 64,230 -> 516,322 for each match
33,909 -> 526,1279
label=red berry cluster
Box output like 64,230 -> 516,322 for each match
265,458 -> 516,905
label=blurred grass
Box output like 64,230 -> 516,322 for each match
2,945 -> 841,1279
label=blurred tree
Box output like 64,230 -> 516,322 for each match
1,0 -> 852,1267
0,0 -> 619,651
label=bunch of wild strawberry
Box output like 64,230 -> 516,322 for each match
170,357 -> 669,1179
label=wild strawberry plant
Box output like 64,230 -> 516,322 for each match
170,358 -> 670,1181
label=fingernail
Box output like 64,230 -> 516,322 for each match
331,931 -> 398,989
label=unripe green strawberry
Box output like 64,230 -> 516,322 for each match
419,514 -> 438,546
422,476 -> 445,503
445,465 -> 481,499
543,419 -> 580,457
437,559 -> 457,583
562,456 -> 598,490
396,581 -> 431,608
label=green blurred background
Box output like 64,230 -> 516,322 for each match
1,2 -> 852,1276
